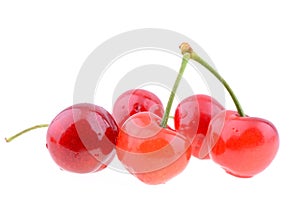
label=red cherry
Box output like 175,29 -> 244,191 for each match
116,112 -> 191,185
113,89 -> 164,127
46,103 -> 119,173
207,110 -> 279,178
174,94 -> 225,159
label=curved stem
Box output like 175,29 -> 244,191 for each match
180,42 -> 245,117
5,124 -> 49,142
160,53 -> 191,128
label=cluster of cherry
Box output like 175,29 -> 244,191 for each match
5,43 -> 279,185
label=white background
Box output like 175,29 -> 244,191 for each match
0,0 -> 299,199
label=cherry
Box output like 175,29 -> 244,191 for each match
116,112 -> 191,184
174,94 -> 225,159
6,103 -> 119,173
207,110 -> 279,177
180,42 -> 279,177
46,103 -> 119,173
112,89 -> 164,127
116,53 -> 192,184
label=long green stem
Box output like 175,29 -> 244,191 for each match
160,53 -> 191,128
180,42 -> 245,117
5,124 -> 49,142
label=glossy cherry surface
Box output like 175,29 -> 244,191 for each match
46,103 -> 119,173
174,94 -> 225,159
112,89 -> 164,127
116,112 -> 191,185
207,110 -> 279,177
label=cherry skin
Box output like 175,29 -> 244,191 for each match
174,94 -> 225,159
116,112 -> 192,185
46,103 -> 119,173
207,110 -> 279,178
112,89 -> 164,127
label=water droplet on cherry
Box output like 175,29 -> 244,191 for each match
232,127 -> 239,133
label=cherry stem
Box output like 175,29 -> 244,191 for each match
5,124 -> 49,143
160,53 -> 191,128
180,42 -> 245,117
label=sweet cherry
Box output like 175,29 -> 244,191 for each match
46,103 -> 119,173
207,110 -> 279,177
116,112 -> 191,184
5,42 -> 280,182
6,103 -> 119,173
174,94 -> 225,159
180,42 -> 279,177
116,53 -> 192,184
112,89 -> 164,127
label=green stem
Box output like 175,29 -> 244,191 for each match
5,124 -> 49,142
160,53 -> 191,128
181,43 -> 245,117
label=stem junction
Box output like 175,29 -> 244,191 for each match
180,42 -> 245,117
